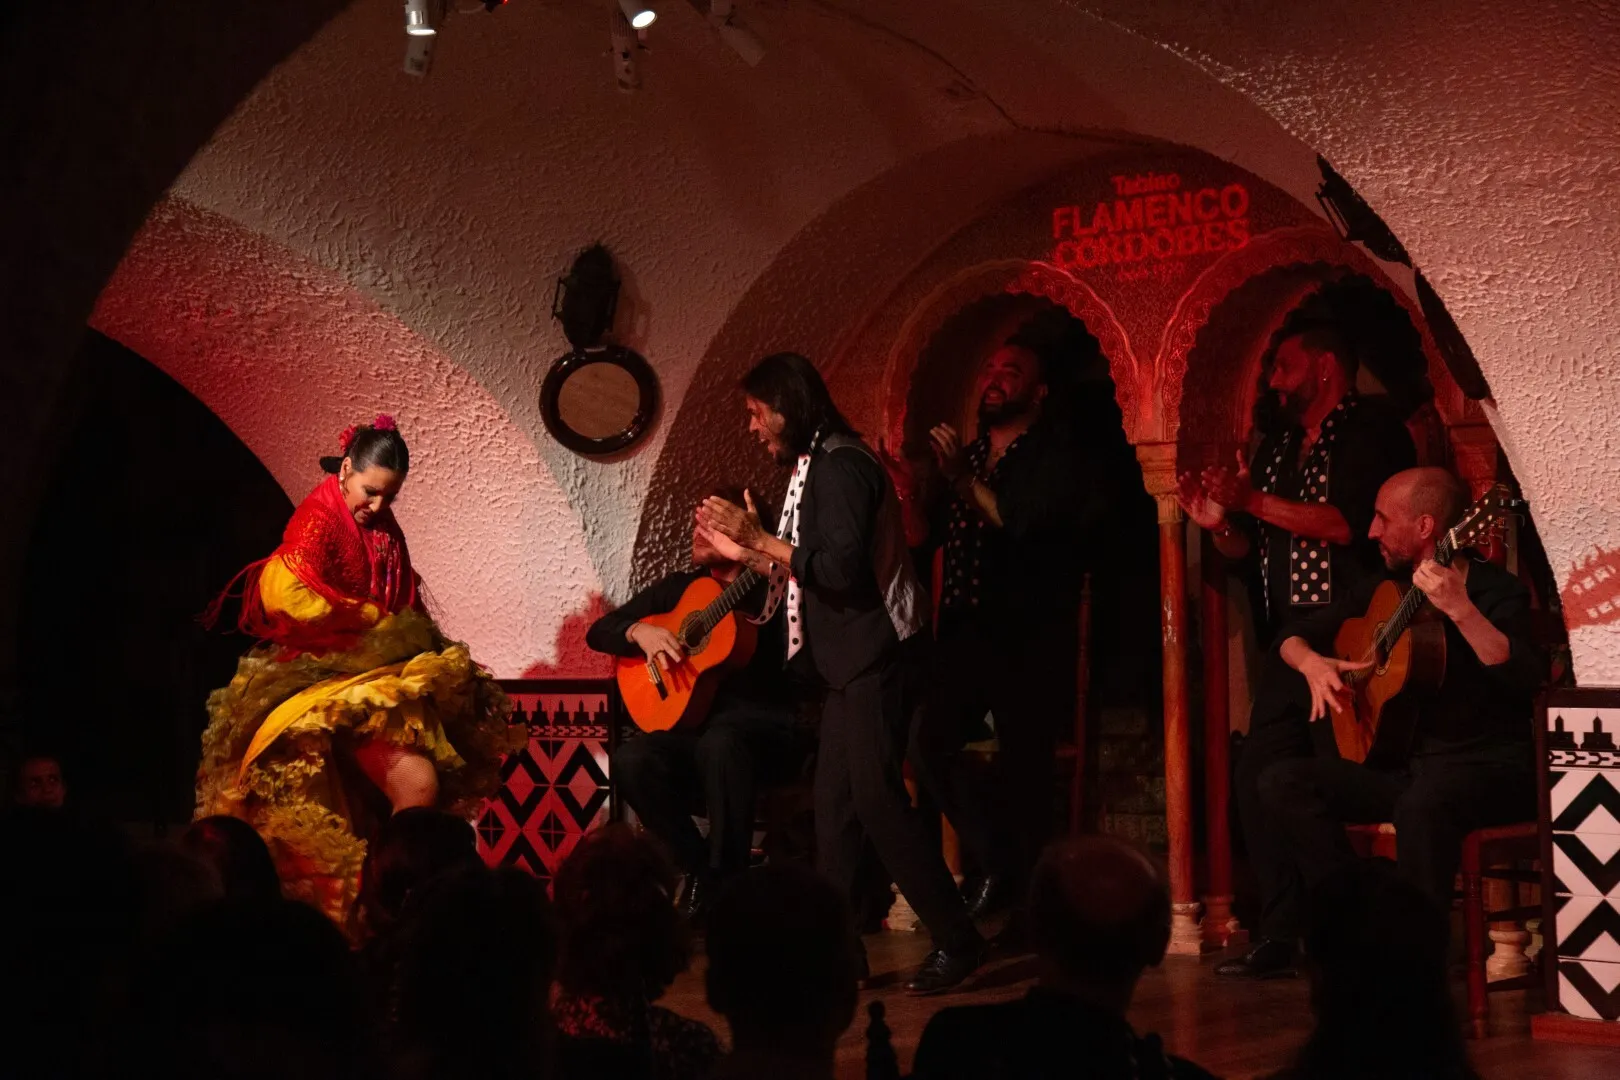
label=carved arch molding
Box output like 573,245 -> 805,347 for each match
880,226 -> 1457,450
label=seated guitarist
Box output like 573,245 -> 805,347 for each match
1232,467 -> 1542,977
587,488 -> 811,921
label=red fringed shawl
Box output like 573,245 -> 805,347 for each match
206,475 -> 419,655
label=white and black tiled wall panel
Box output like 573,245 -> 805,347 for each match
1547,701 -> 1620,1022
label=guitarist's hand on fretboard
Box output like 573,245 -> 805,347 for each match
627,621 -> 686,671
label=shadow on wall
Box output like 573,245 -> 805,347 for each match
521,592 -> 613,679
15,332 -> 291,827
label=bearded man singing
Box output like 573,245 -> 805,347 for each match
904,341 -> 1104,937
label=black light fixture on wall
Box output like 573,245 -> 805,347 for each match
542,245 -> 660,456
1316,156 -> 1491,401
1315,156 -> 1411,267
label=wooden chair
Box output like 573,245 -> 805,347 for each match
1346,820 -> 1541,1038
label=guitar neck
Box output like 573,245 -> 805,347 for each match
693,568 -> 765,636
1377,534 -> 1456,653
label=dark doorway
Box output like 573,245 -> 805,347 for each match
17,332 -> 290,828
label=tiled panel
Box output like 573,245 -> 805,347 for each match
1557,957 -> 1620,1022
1556,895 -> 1620,964
1552,830 -> 1620,898
1550,769 -> 1620,836
476,689 -> 614,887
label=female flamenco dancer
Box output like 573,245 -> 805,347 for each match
196,416 -> 519,931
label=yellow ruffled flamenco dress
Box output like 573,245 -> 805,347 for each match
196,483 -> 521,932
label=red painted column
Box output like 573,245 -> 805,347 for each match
1200,537 -> 1246,947
1137,443 -> 1202,952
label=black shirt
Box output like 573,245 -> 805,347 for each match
1245,395 -> 1416,642
927,420 -> 1101,632
911,986 -> 1221,1080
785,435 -> 927,690
1280,556 -> 1543,757
584,569 -> 798,714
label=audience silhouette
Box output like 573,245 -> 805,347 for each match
911,836 -> 1219,1079
1267,858 -> 1480,1080
706,861 -> 862,1080
552,823 -> 720,1080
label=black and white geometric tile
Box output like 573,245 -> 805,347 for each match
1557,957 -> 1620,1022
1547,702 -> 1620,1023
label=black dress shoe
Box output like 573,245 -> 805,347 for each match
904,942 -> 984,995
1214,938 -> 1296,979
963,874 -> 1015,919
682,874 -> 712,929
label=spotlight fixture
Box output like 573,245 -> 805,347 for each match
404,0 -> 439,36
707,0 -> 765,66
610,10 -> 640,91
618,0 -> 657,30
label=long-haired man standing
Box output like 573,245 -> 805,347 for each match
700,352 -> 985,994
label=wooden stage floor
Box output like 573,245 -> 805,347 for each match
661,930 -> 1620,1079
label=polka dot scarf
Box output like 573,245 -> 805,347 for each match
940,432 -> 1022,614
752,428 -> 822,660
1255,394 -> 1359,615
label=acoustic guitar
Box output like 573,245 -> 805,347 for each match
1327,483 -> 1523,765
616,569 -> 764,733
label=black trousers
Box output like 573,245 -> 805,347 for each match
611,701 -> 809,881
1233,715 -> 1317,941
910,619 -> 1076,888
816,652 -> 979,951
1258,741 -> 1537,939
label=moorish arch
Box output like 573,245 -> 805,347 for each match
1154,224 -> 1462,445
876,259 -> 1142,452
90,197 -> 603,678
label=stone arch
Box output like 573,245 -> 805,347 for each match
877,259 -> 1140,450
1154,225 -> 1462,443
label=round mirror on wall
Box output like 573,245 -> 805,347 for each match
540,345 -> 659,456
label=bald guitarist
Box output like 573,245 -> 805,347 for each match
587,489 -> 810,921
1222,467 -> 1543,978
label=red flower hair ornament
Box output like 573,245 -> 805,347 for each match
337,414 -> 399,454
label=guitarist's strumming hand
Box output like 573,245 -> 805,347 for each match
627,622 -> 685,673
1281,636 -> 1373,723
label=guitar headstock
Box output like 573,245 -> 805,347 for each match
1446,482 -> 1526,552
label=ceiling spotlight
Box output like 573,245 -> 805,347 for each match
618,0 -> 657,30
707,0 -> 764,66
404,0 -> 439,36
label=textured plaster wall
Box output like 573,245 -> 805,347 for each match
1064,1 -> 1620,676
160,0 -> 1332,614
92,200 -> 601,677
31,0 -> 1617,686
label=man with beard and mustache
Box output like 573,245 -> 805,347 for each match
904,341 -> 1102,937
1174,324 -> 1417,978
1249,468 -> 1540,963
698,352 -> 986,995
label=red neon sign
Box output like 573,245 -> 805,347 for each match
1050,173 -> 1250,272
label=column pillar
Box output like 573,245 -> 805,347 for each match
1200,537 -> 1246,948
1138,443 -> 1204,955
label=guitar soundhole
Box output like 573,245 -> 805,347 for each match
680,614 -> 709,655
